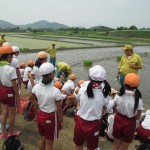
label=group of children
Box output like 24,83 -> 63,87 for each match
0,43 -> 149,150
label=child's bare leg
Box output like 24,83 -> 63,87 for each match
113,138 -> 121,150
8,106 -> 16,133
45,139 -> 54,150
120,141 -> 130,150
1,104 -> 8,133
39,136 -> 45,150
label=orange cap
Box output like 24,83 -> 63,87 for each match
124,73 -> 140,87
69,74 -> 76,80
78,80 -> 85,86
37,51 -> 47,59
28,60 -> 34,66
0,46 -> 14,54
54,81 -> 62,89
20,62 -> 26,67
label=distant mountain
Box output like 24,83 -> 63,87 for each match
0,20 -> 69,29
18,20 -> 69,29
0,20 -> 15,28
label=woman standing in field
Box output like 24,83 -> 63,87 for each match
29,62 -> 63,150
0,46 -> 20,138
113,73 -> 143,150
73,65 -> 111,150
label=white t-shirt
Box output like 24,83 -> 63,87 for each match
20,68 -> 25,78
141,110 -> 150,130
23,67 -> 32,81
114,90 -> 143,118
10,56 -> 20,69
62,80 -> 75,94
0,65 -> 17,87
107,115 -> 115,139
31,66 -> 42,83
76,81 -> 108,121
32,82 -> 62,113
106,95 -> 119,114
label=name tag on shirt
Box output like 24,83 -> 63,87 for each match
8,94 -> 13,97
46,120 -> 51,123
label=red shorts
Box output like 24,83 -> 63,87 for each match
113,113 -> 136,143
0,85 -> 15,107
73,115 -> 101,149
37,110 -> 60,140
137,125 -> 150,142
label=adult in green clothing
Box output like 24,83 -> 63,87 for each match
46,42 -> 57,67
116,44 -> 143,87
0,34 -> 6,47
56,62 -> 72,79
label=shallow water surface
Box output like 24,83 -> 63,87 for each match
19,46 -> 150,106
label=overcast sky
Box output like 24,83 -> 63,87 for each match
0,0 -> 150,28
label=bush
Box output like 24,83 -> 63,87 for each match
20,48 -> 30,51
117,56 -> 122,62
83,60 -> 93,66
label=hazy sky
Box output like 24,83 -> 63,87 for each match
1,0 -> 150,28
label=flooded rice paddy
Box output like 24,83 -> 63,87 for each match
19,46 -> 150,107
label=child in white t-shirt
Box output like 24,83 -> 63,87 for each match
23,60 -> 34,89
136,110 -> 150,142
73,65 -> 111,150
113,73 -> 143,150
0,46 -> 20,138
19,62 -> 26,79
62,74 -> 76,94
29,62 -> 63,150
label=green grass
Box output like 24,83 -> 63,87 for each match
83,60 -> 93,66
117,56 -> 122,62
6,36 -> 92,50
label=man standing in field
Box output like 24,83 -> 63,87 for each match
0,34 -> 6,47
46,42 -> 57,67
116,44 -> 143,87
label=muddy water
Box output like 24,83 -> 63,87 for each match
18,46 -> 150,106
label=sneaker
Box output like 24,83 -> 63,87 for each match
7,130 -> 21,138
134,134 -> 139,140
0,123 -> 9,133
95,147 -> 102,150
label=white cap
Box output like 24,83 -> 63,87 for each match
2,42 -> 10,46
12,46 -> 20,52
89,65 -> 106,81
39,62 -> 55,75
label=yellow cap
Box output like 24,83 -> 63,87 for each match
1,34 -> 5,36
122,44 -> 133,51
